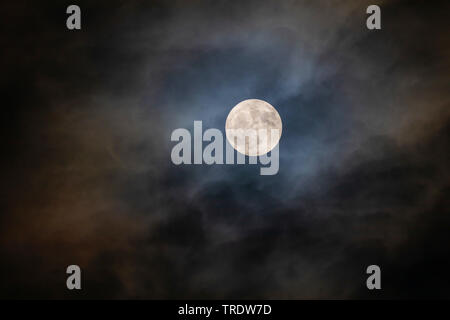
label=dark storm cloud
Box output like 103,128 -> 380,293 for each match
1,0 -> 449,298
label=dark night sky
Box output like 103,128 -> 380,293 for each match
1,0 -> 449,298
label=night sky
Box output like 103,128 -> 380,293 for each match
1,0 -> 449,299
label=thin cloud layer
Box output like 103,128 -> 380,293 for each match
1,0 -> 449,298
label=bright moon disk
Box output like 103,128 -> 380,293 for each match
225,99 -> 282,156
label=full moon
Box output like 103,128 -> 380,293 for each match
225,99 -> 282,156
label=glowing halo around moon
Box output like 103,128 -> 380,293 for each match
225,99 -> 282,156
